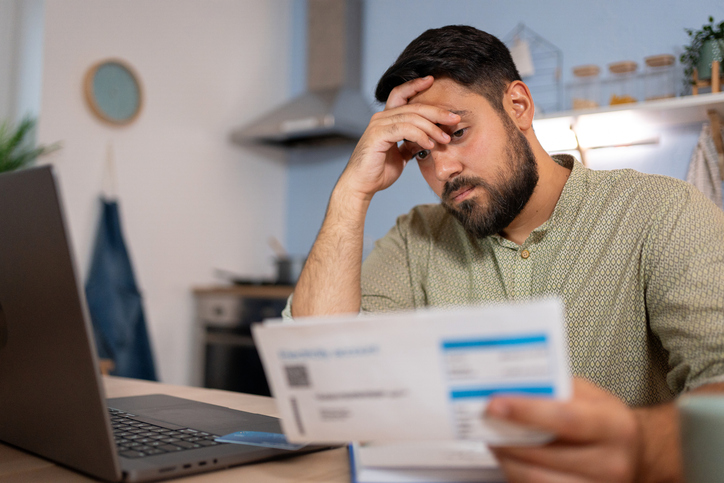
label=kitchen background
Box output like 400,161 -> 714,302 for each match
1,0 -> 723,386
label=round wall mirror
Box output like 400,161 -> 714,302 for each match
84,59 -> 143,125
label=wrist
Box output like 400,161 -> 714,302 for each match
632,408 -> 646,483
328,181 -> 372,223
633,404 -> 684,483
335,168 -> 377,201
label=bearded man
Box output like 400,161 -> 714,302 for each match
285,25 -> 724,482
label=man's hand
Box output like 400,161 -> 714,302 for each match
486,378 -> 643,483
336,75 -> 460,202
292,76 -> 459,318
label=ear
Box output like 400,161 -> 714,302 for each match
504,81 -> 535,130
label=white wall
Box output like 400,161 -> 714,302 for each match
37,0 -> 293,385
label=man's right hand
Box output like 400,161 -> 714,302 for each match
291,76 -> 459,318
336,75 -> 461,202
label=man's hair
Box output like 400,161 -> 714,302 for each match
375,25 -> 521,115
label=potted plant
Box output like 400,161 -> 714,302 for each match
681,16 -> 724,87
0,117 -> 57,173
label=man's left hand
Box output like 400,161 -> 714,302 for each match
486,378 -> 642,483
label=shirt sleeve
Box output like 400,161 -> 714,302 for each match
644,182 -> 724,393
360,213 -> 420,313
280,293 -> 294,321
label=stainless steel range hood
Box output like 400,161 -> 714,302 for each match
231,0 -> 372,147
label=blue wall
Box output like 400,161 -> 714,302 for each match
285,0 -> 724,258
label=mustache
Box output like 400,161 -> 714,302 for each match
442,176 -> 488,203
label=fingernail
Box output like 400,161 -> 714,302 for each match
486,400 -> 510,419
441,132 -> 450,141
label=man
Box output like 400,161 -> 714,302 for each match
286,25 -> 724,482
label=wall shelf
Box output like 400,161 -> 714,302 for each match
532,92 -> 724,170
534,92 -> 724,127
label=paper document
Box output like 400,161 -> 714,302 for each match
253,298 -> 571,445
350,441 -> 505,483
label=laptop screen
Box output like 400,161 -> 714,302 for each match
0,166 -> 122,481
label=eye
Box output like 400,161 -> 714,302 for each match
414,149 -> 431,161
451,128 -> 467,139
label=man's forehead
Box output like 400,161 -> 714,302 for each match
405,96 -> 474,121
406,78 -> 483,115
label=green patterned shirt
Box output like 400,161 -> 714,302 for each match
285,155 -> 724,406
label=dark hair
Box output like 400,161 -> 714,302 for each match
375,25 -> 521,115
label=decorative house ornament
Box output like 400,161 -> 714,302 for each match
503,23 -> 563,115
84,59 -> 143,125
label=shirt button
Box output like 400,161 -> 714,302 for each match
520,249 -> 530,259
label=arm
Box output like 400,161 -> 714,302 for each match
485,378 -> 724,483
291,76 -> 460,317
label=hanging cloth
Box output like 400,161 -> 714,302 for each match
85,199 -> 157,380
85,144 -> 157,380
686,123 -> 723,210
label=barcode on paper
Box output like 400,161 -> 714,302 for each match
285,365 -> 311,388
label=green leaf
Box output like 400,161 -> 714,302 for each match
0,116 -> 55,174
681,16 -> 724,89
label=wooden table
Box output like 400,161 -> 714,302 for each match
0,376 -> 350,482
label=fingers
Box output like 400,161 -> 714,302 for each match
376,103 -> 460,130
363,121 -> 435,167
486,397 -> 613,443
493,443 -> 594,472
571,377 -> 614,401
492,441 -> 629,479
378,112 -> 450,146
484,379 -> 640,482
493,454 -> 589,483
397,142 -> 417,162
376,76 -> 461,160
385,75 -> 435,109
369,105 -> 459,156
485,381 -> 635,443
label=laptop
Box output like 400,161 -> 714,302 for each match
0,166 -> 323,481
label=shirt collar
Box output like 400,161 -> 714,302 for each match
537,154 -> 586,231
490,154 -> 586,247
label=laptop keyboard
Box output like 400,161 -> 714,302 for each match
109,407 -> 225,459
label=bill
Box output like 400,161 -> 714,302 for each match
253,298 -> 571,445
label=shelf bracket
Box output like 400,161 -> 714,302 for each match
569,122 -> 587,167
707,109 -> 724,180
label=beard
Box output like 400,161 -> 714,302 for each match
441,120 -> 539,239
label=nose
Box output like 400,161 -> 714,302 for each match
433,147 -> 463,183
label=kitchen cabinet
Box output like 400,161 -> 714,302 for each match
192,284 -> 294,396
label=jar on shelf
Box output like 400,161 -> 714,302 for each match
608,61 -> 639,105
643,54 -> 676,101
570,65 -> 601,110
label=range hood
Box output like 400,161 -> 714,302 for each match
231,0 -> 373,147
